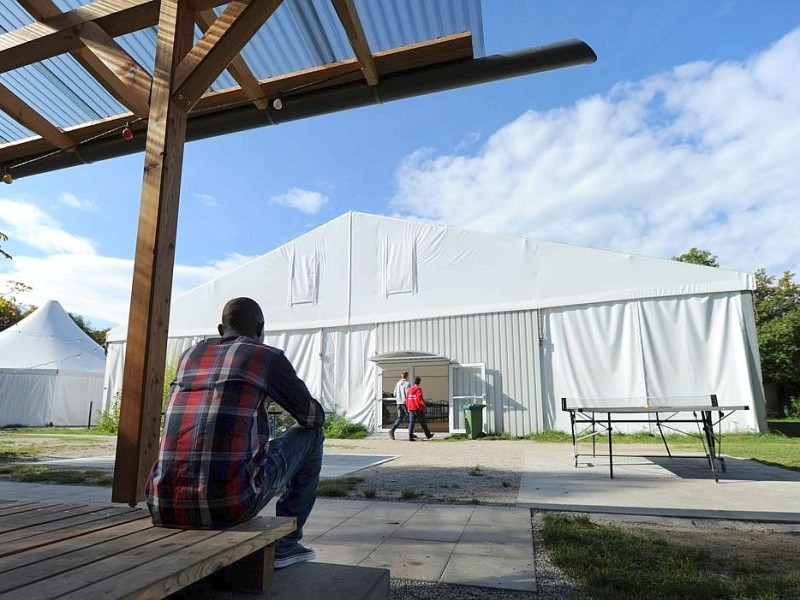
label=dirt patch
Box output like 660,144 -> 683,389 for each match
325,437 -> 523,504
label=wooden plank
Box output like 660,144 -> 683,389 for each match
0,523 -> 186,598
0,506 -> 142,550
18,0 -> 152,117
195,8 -> 268,110
0,514 -> 153,574
332,0 -> 378,85
0,501 -> 71,522
54,517 -> 295,599
0,503 -> 102,535
0,0 -> 233,73
111,0 -> 195,505
0,83 -> 75,149
173,0 -> 283,109
0,34 -> 472,165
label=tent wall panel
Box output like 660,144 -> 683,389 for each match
320,326 -> 377,426
51,372 -> 103,426
0,370 -> 56,426
377,310 -> 540,436
541,292 -> 763,433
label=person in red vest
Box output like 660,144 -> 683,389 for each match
405,376 -> 434,442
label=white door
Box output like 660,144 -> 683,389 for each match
449,363 -> 487,433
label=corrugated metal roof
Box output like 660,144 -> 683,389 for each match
0,0 -> 483,145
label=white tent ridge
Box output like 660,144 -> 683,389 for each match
0,300 -> 106,427
105,212 -> 766,436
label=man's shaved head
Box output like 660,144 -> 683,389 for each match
218,297 -> 265,340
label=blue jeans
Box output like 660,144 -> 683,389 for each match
244,424 -> 324,553
390,404 -> 408,433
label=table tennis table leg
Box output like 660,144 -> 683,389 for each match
569,409 -> 578,467
655,413 -> 672,458
607,413 -> 614,479
700,410 -> 720,483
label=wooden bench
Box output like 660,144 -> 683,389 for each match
0,499 -> 295,599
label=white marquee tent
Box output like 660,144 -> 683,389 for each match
0,300 -> 106,427
104,212 -> 767,435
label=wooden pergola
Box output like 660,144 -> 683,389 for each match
0,0 -> 596,505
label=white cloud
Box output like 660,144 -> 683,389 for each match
390,28 -> 800,277
0,198 -> 258,327
57,192 -> 98,212
195,192 -> 220,207
0,199 -> 95,254
269,187 -> 329,214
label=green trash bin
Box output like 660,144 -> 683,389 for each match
463,404 -> 485,439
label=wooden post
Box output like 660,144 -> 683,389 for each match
111,0 -> 194,504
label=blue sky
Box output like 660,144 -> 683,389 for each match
2,0 -> 799,328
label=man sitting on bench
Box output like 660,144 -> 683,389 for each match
145,297 -> 326,569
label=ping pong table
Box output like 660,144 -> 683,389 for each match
561,395 -> 749,482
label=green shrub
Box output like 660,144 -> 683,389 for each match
782,397 -> 800,419
323,411 -> 369,439
95,391 -> 121,434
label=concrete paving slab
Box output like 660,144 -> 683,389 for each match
440,553 -> 536,592
518,443 -> 800,522
360,538 -> 457,582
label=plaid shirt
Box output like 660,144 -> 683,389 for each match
145,335 -> 325,528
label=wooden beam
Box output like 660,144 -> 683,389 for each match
0,33 -> 473,165
0,82 -> 75,149
18,0 -> 152,118
112,0 -> 195,505
331,0 -> 378,85
0,0 -> 232,73
173,0 -> 283,110
195,9 -> 267,110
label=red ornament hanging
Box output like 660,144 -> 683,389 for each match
121,126 -> 134,140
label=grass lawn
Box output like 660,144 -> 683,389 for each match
543,514 -> 800,600
1,427 -> 114,436
527,431 -> 800,471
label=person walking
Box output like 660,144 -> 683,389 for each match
406,376 -> 434,441
145,297 -> 325,570
389,370 -> 410,440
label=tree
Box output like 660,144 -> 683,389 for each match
69,312 -> 110,346
673,247 -> 720,267
0,231 -> 11,260
752,269 -> 800,407
0,281 -> 32,331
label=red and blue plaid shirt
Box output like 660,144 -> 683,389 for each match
145,335 -> 325,528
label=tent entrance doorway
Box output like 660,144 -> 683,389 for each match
372,352 -> 452,434
379,364 -> 451,433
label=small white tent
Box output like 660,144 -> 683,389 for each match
0,300 -> 106,426
105,212 -> 767,435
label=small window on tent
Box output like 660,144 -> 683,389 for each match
382,237 -> 417,297
289,252 -> 318,305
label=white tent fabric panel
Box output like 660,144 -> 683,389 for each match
51,372 -> 103,426
0,370 -> 55,426
542,293 -> 762,433
638,294 -> 767,430
320,326 -> 377,426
